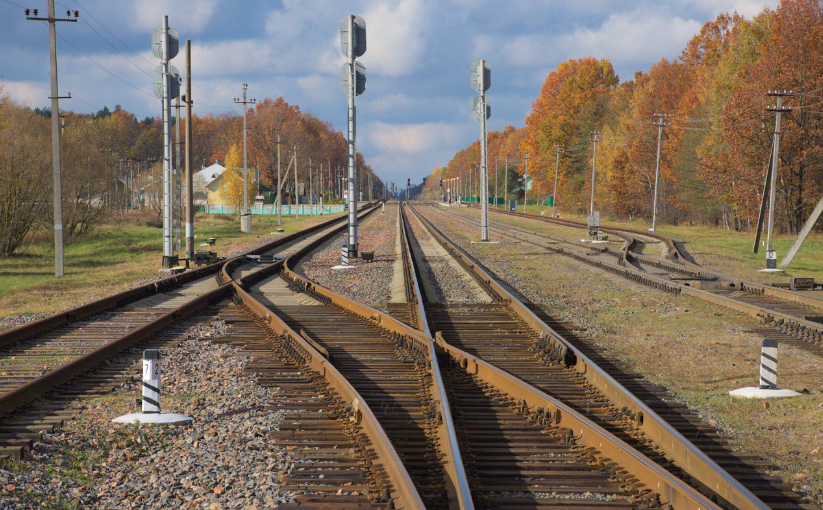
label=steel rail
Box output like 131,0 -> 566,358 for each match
275,202 -> 737,509
0,209 -> 356,348
446,204 -> 823,345
229,280 -> 427,510
398,204 -> 473,510
433,331 -> 721,510
408,203 -> 771,510
0,285 -> 232,414
0,209 -> 358,416
273,204 -> 475,509
471,202 -> 697,267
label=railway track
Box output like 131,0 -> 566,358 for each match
437,203 -> 823,354
0,208 -> 370,461
225,202 -> 758,509
401,202 -> 812,510
1,200 -> 819,509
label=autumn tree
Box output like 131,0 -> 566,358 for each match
0,100 -> 51,255
220,144 -> 245,213
522,57 -> 619,212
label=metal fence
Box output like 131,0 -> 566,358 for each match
204,204 -> 346,215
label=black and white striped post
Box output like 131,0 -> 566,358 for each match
142,349 -> 161,413
113,348 -> 192,426
729,338 -> 800,399
758,338 -> 778,389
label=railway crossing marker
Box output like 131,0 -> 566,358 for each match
729,339 -> 801,399
113,349 -> 193,425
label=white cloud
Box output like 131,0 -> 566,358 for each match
0,80 -> 49,108
682,0 -> 780,18
365,121 -> 463,153
560,12 -> 703,64
361,0 -> 430,77
130,0 -> 219,34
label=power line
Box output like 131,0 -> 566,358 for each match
54,29 -> 153,97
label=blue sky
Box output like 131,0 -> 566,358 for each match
1,0 -> 779,187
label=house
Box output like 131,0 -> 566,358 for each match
193,161 -> 226,207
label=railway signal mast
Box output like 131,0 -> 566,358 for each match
340,15 -> 366,263
152,16 -> 181,268
471,59 -> 491,241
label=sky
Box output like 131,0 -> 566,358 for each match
1,0 -> 781,188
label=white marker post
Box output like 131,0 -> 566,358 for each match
729,339 -> 801,399
142,348 -> 161,413
113,349 -> 193,425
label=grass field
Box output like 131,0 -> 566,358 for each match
0,210 -> 343,322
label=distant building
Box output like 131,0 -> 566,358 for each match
193,161 -> 226,207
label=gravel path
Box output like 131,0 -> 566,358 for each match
304,205 -> 398,313
0,317 -> 326,509
405,209 -> 492,304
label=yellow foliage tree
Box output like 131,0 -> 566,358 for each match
220,144 -> 245,214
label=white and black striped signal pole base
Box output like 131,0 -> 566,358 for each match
729,338 -> 801,399
113,349 -> 193,426
142,348 -> 161,413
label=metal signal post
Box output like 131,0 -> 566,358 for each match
471,59 -> 491,241
340,15 -> 366,262
152,17 -> 181,268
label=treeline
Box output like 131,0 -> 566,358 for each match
427,0 -> 823,232
0,91 -> 375,256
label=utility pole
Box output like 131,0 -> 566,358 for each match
27,3 -> 77,277
234,84 -> 255,233
184,40 -> 193,263
590,132 -> 600,216
589,132 -> 601,239
293,144 -> 299,220
553,146 -> 563,219
763,91 -> 791,271
175,96 -> 181,252
523,151 -> 529,214
309,155 -> 313,216
494,157 -> 498,209
651,114 -> 667,233
504,156 -> 508,210
276,129 -> 282,226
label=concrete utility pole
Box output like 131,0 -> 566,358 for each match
27,3 -> 77,277
276,129 -> 282,226
175,96 -> 181,251
523,151 -> 529,214
184,40 -> 194,263
590,132 -> 600,216
763,91 -> 791,271
235,85 -> 255,233
293,144 -> 299,220
553,146 -> 563,219
651,114 -> 667,233
309,156 -> 313,216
